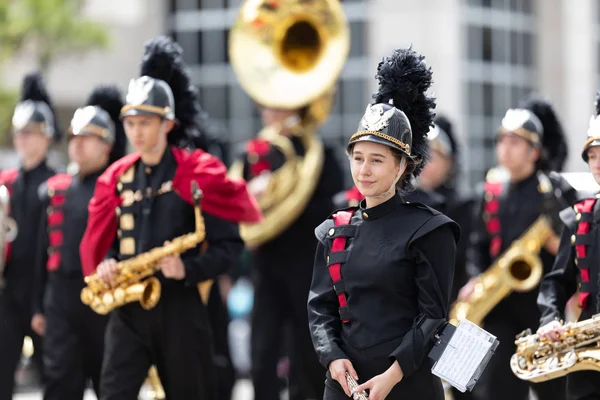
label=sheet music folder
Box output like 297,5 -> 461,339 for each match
428,320 -> 499,393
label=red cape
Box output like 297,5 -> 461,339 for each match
80,147 -> 261,276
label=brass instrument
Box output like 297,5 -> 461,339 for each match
228,0 -> 350,247
0,185 -> 17,292
449,216 -> 549,326
511,314 -> 600,382
80,183 -> 206,315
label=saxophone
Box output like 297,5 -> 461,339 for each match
80,183 -> 207,315
0,185 -> 17,292
511,314 -> 600,382
449,216 -> 548,326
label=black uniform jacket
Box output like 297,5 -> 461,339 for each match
538,197 -> 600,326
467,172 -> 577,317
104,148 -> 245,288
243,136 -> 345,271
1,162 -> 55,306
308,194 -> 459,378
32,171 -> 102,315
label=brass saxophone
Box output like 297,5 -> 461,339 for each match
227,0 -> 350,248
449,216 -> 549,326
80,183 -> 206,315
0,185 -> 17,292
511,314 -> 600,382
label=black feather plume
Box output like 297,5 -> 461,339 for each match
373,48 -> 436,177
139,36 -> 208,151
520,94 -> 568,172
86,85 -> 127,163
20,72 -> 62,141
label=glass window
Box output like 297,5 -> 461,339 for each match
522,31 -> 534,66
197,0 -> 224,9
177,0 -> 198,11
492,28 -> 508,63
341,79 -> 366,116
483,83 -> 494,117
349,21 -> 366,58
229,86 -> 253,119
482,27 -> 493,61
176,31 -> 199,65
202,30 -> 226,64
200,86 -> 229,121
467,25 -> 482,61
493,84 -> 510,116
467,82 -> 484,117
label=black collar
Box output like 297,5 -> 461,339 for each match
359,193 -> 404,220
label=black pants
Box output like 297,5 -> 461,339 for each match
566,371 -> 600,400
43,274 -> 107,400
251,262 -> 325,400
207,282 -> 235,400
323,338 -> 444,400
473,301 -> 566,400
0,292 -> 43,400
100,284 -> 216,400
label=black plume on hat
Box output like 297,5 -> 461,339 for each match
20,72 -> 62,141
372,48 -> 436,177
140,36 -> 209,151
520,94 -> 568,172
86,85 -> 127,163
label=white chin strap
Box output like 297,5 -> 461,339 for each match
374,157 -> 407,199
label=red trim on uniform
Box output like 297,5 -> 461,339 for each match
80,147 -> 262,277
345,186 -> 365,205
45,174 -> 73,271
246,139 -> 272,177
330,211 -> 353,323
574,198 -> 597,308
0,168 -> 18,263
484,181 -> 504,258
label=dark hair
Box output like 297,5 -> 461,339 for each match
347,143 -> 420,194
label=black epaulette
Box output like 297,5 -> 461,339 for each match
315,206 -> 358,243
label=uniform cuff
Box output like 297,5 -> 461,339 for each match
320,346 -> 349,369
183,259 -> 205,286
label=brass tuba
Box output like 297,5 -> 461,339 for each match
0,185 -> 17,292
227,0 -> 350,247
449,216 -> 548,327
80,183 -> 209,314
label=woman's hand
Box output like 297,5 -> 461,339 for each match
458,277 -> 479,301
329,358 -> 358,397
97,258 -> 118,284
537,320 -> 564,342
353,361 -> 403,400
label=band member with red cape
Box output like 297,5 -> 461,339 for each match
79,36 -> 260,400
0,73 -> 60,398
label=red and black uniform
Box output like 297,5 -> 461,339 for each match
538,196 -> 600,399
244,137 -> 344,400
0,162 -> 55,399
31,171 -> 107,399
80,146 -> 260,400
468,171 -> 576,400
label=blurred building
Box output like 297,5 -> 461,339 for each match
1,0 -> 599,185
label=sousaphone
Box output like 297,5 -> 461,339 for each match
228,0 -> 350,247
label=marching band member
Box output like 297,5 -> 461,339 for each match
461,96 -> 575,400
31,86 -> 127,399
79,36 -> 261,400
537,92 -> 600,400
0,73 -> 59,399
246,104 -> 345,400
308,48 -> 459,400
418,116 -> 474,306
